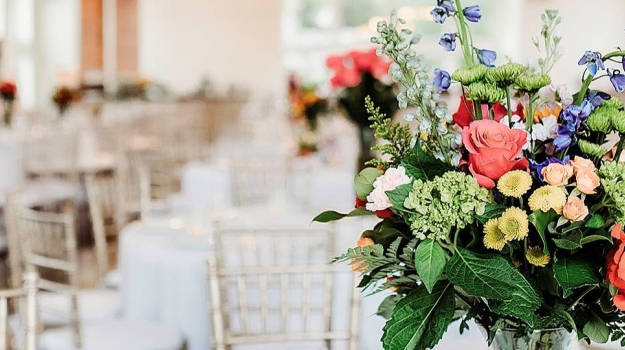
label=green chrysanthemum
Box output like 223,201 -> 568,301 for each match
611,111 -> 625,133
485,63 -> 528,86
603,97 -> 624,110
498,207 -> 529,241
526,246 -> 551,267
587,108 -> 613,134
466,82 -> 506,104
452,65 -> 488,85
599,162 -> 625,224
578,139 -> 609,158
514,74 -> 551,92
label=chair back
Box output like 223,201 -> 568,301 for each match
229,154 -> 291,207
21,132 -> 79,181
207,224 -> 360,350
85,173 -> 121,282
0,272 -> 39,350
138,158 -> 179,220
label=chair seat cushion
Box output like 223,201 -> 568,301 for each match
39,289 -> 121,325
40,319 -> 185,350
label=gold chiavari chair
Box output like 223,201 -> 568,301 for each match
138,157 -> 180,221
84,173 -> 122,289
21,132 -> 80,182
229,154 -> 292,207
208,224 -> 361,350
15,205 -> 185,350
0,272 -> 38,350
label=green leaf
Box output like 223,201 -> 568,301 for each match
476,204 -> 507,224
446,249 -> 541,323
585,214 -> 606,229
382,282 -> 455,350
583,312 -> 610,343
400,162 -> 427,181
529,210 -> 558,254
385,184 -> 413,213
414,239 -> 448,293
312,209 -> 373,223
377,294 -> 402,320
355,168 -> 384,200
553,256 -> 601,298
581,231 -> 612,245
552,231 -> 582,250
402,140 -> 453,181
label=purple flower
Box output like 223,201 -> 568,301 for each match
437,0 -> 456,13
578,50 -> 605,76
609,69 -> 625,93
439,33 -> 457,52
430,6 -> 449,24
433,68 -> 451,93
463,5 -> 481,23
476,48 -> 497,67
562,101 -> 592,128
531,156 -> 570,182
553,125 -> 575,152
622,56 -> 625,71
587,90 -> 611,107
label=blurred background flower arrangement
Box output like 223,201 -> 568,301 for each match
316,1 -> 625,349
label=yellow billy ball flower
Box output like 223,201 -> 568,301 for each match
498,207 -> 529,241
483,218 -> 507,251
526,246 -> 551,267
497,170 -> 533,198
528,185 -> 567,214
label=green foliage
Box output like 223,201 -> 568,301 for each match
446,249 -> 542,324
586,214 -> 606,229
402,140 -> 454,181
377,294 -> 402,319
312,209 -> 373,223
552,231 -> 582,250
365,96 -> 413,168
553,256 -> 601,298
382,282 -> 455,350
476,204 -> 508,224
355,167 -> 384,200
414,239 -> 448,293
583,312 -> 610,343
529,210 -> 558,254
385,184 -> 413,215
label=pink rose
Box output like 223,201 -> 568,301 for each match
541,163 -> 574,186
575,170 -> 600,195
562,197 -> 589,222
462,120 -> 530,189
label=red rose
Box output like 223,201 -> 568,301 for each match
462,120 -> 529,189
453,96 -> 524,128
375,209 -> 394,219
355,196 -> 367,210
329,68 -> 361,88
606,223 -> 625,310
0,81 -> 17,101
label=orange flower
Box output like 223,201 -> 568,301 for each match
606,223 -> 625,311
569,156 -> 596,174
541,163 -> 573,186
534,104 -> 562,123
575,170 -> 601,195
351,237 -> 374,273
562,197 -> 589,222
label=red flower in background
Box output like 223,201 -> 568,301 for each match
452,96 -> 524,128
462,120 -> 529,189
606,223 -> 625,311
0,81 -> 17,101
326,48 -> 392,89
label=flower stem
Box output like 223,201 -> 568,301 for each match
505,86 -> 513,127
526,92 -> 538,157
454,0 -> 475,66
575,50 -> 625,105
488,104 -> 494,120
615,134 -> 625,162
474,102 -> 483,120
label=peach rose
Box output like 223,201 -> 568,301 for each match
575,170 -> 601,194
541,163 -> 574,186
562,197 -> 589,222
569,156 -> 596,174
606,224 -> 625,311
352,237 -> 374,272
462,120 -> 529,189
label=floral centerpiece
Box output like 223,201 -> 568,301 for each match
0,81 -> 17,126
315,2 -> 625,349
326,48 -> 398,167
52,86 -> 79,117
288,74 -> 328,155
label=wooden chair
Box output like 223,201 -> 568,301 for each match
208,224 -> 360,350
15,205 -> 185,350
0,272 -> 38,350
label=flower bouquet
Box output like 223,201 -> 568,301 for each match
52,86 -> 79,117
315,1 -> 625,349
0,81 -> 17,126
326,48 -> 398,167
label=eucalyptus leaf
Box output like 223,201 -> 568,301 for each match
312,209 -> 373,223
414,239 -> 448,293
553,256 -> 601,298
382,282 -> 455,350
355,168 -> 384,200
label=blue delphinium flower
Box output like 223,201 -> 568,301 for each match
622,56 -> 625,70
433,69 -> 451,93
439,33 -> 457,52
577,50 -> 605,76
430,6 -> 449,23
587,90 -> 611,107
553,124 -> 575,151
463,5 -> 481,23
531,156 -> 570,182
561,101 -> 592,129
476,48 -> 497,67
437,0 -> 456,13
608,69 -> 625,93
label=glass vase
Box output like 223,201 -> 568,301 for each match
489,328 -> 572,350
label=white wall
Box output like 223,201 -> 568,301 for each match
137,0 -> 285,98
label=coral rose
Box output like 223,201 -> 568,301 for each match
462,120 -> 529,189
569,156 -> 596,174
541,163 -> 574,186
575,170 -> 600,194
562,197 -> 589,222
606,223 -> 625,310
